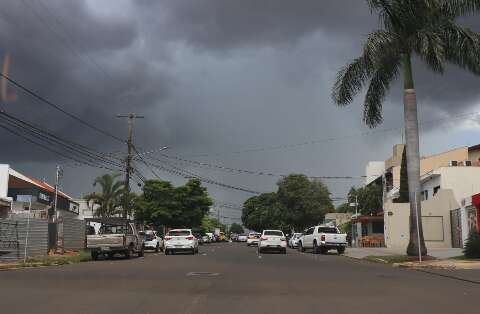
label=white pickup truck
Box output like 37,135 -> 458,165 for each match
86,218 -> 144,260
298,225 -> 347,254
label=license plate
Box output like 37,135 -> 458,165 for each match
101,247 -> 110,251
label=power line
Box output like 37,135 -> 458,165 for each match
0,73 -> 125,143
140,152 -> 368,180
183,109 -> 480,158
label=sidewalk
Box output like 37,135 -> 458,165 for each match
345,247 -> 463,259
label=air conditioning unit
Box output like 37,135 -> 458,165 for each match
465,160 -> 472,167
448,160 -> 458,167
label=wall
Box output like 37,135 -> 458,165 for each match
385,144 -> 405,170
439,167 -> 480,203
365,161 -> 385,185
421,175 -> 441,200
0,217 -> 49,259
384,189 -> 458,250
0,164 -> 9,199
420,147 -> 468,176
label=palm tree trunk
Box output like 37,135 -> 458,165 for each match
403,53 -> 427,256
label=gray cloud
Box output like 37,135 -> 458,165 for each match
0,0 -> 480,216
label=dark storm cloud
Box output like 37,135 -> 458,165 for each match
1,0 -> 480,204
137,0 -> 374,50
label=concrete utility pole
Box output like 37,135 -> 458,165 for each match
53,165 -> 63,221
117,113 -> 144,218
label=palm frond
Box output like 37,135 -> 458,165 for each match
363,54 -> 402,127
442,23 -> 480,74
332,30 -> 400,106
441,0 -> 480,17
414,29 -> 446,73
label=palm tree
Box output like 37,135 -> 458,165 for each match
85,174 -> 125,218
332,0 -> 480,256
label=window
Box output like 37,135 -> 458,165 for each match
421,190 -> 429,201
168,230 -> 191,236
305,228 -> 314,235
433,186 -> 440,195
372,221 -> 384,234
317,227 -> 338,234
264,230 -> 283,236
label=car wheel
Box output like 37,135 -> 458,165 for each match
298,242 -> 305,252
155,243 -> 159,253
337,247 -> 345,255
125,246 -> 133,259
91,251 -> 98,261
160,245 -> 164,252
313,241 -> 319,254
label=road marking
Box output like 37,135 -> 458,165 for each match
186,272 -> 220,276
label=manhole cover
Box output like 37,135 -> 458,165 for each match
186,272 -> 220,276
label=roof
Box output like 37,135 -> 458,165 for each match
469,144 -> 480,152
8,168 -> 72,200
351,213 -> 384,223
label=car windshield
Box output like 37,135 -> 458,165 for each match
264,231 -> 283,236
145,233 -> 155,241
168,230 -> 191,236
99,224 -> 128,234
318,227 -> 338,234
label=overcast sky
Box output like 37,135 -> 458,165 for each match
1,0 -> 480,224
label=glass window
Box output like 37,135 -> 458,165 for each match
306,228 -> 314,235
168,230 -> 191,236
317,227 -> 338,234
433,186 -> 440,195
264,230 -> 283,236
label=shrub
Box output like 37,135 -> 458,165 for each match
463,231 -> 480,259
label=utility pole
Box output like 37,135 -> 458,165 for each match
117,113 -> 144,218
53,165 -> 63,221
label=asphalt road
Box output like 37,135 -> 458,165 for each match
0,243 -> 479,314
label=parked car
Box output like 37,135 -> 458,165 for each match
230,233 -> 239,242
237,234 -> 248,242
143,230 -> 163,252
202,234 -> 211,243
246,232 -> 260,246
258,230 -> 287,254
297,225 -> 347,254
86,218 -> 144,260
206,232 -> 214,242
164,229 -> 199,255
194,233 -> 204,245
288,233 -> 303,248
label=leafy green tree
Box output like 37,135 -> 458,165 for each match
332,0 -> 480,256
229,223 -> 245,234
348,184 -> 383,216
201,216 -> 226,233
336,203 -> 353,213
277,175 -> 334,230
241,192 -> 282,232
85,173 -> 125,218
135,179 -> 212,228
242,175 -> 334,232
394,146 -> 409,203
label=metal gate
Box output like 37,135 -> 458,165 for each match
0,220 -> 19,260
450,209 -> 462,248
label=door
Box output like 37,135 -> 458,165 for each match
304,228 -> 314,248
450,209 -> 462,248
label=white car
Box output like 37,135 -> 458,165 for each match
297,225 -> 347,254
258,230 -> 287,254
164,229 -> 199,255
143,230 -> 163,252
246,232 -> 260,246
202,235 -> 210,243
288,233 -> 303,248
237,234 -> 248,242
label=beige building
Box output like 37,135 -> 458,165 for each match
368,144 -> 480,250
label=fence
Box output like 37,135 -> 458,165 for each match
0,220 -> 19,260
62,216 -> 85,250
0,218 -> 49,260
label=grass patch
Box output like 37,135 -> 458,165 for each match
364,255 -> 434,264
22,251 -> 91,267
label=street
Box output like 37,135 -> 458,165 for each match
0,243 -> 479,314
